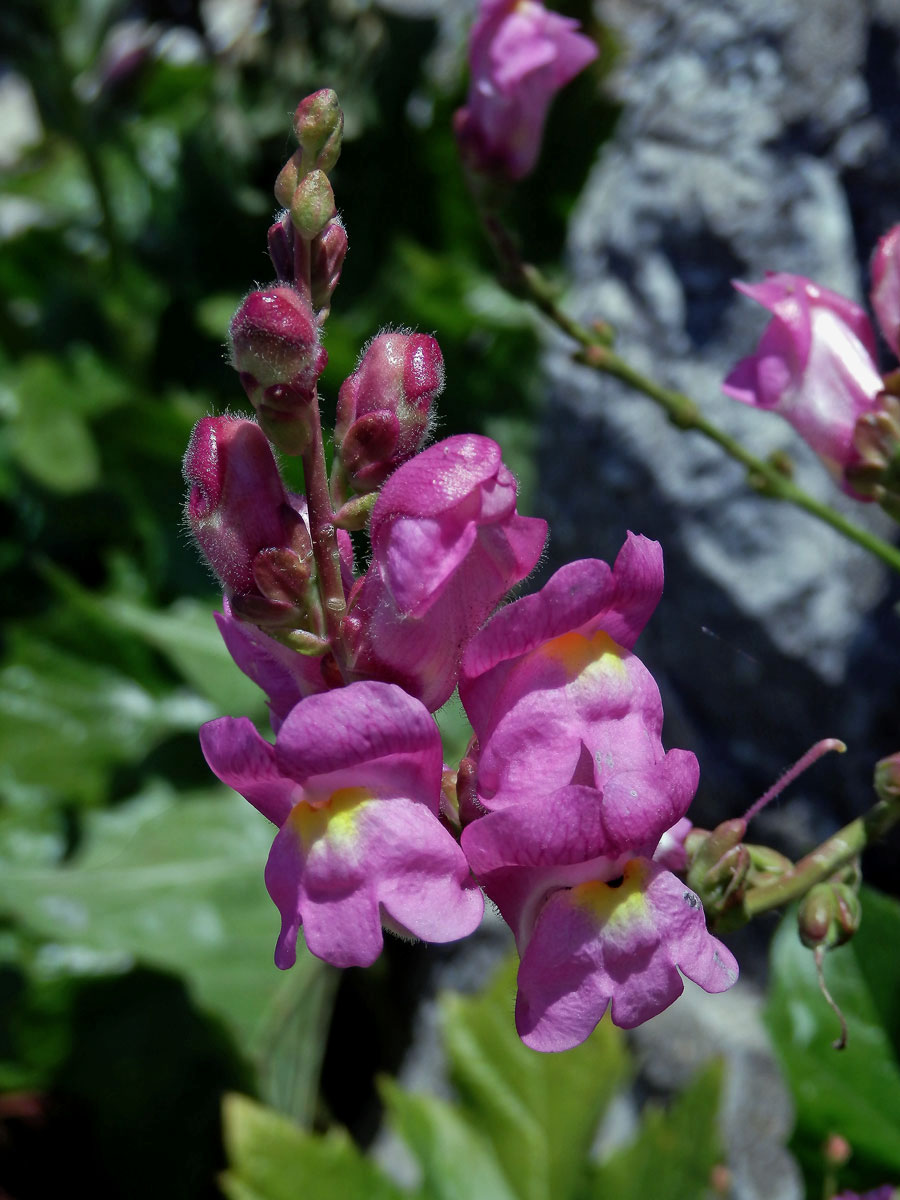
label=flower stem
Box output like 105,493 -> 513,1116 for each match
479,210 -> 900,576
741,795 -> 900,919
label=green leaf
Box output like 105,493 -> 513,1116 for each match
589,1061 -> 724,1200
221,1093 -> 407,1200
440,956 -> 628,1200
0,780 -> 326,1107
0,633 -> 215,806
764,888 -> 900,1176
381,1078 -> 517,1200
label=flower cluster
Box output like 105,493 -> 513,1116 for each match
723,225 -> 900,501
185,73 -> 737,1051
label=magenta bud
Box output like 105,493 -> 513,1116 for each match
267,214 -> 293,282
293,89 -> 343,174
183,416 -> 294,594
229,287 -> 323,389
335,330 -> 445,490
290,169 -> 336,240
310,217 -> 348,314
251,546 -> 312,605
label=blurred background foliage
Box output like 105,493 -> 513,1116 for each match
1,2 -> 898,1198
0,0 -> 614,1193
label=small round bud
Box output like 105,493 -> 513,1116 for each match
875,751 -> 900,804
335,330 -> 445,490
798,881 -> 861,950
293,89 -> 343,174
290,170 -> 336,240
274,149 -> 304,209
229,287 -> 323,389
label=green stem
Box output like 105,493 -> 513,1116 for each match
479,212 -> 900,576
742,797 -> 900,918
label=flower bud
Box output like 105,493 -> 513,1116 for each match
874,751 -> 900,804
871,224 -> 900,360
229,287 -> 327,454
293,89 -> 343,174
274,149 -> 304,210
798,881 -> 861,950
310,217 -> 348,315
183,416 -> 297,595
335,330 -> 445,491
290,170 -> 336,240
267,214 -> 293,282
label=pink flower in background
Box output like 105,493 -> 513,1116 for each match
200,681 -> 483,969
833,1189 -> 896,1200
347,434 -> 546,711
871,224 -> 900,360
454,0 -> 598,181
723,274 -> 884,494
458,534 -> 736,1050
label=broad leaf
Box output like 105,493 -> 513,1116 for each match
0,781 -> 327,1115
764,888 -> 900,1176
221,1093 -> 407,1200
381,1078 -> 517,1200
589,1061 -> 724,1199
441,956 -> 628,1200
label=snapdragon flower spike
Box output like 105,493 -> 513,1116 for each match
183,415 -> 302,596
229,286 -> 327,454
723,273 -> 883,495
335,330 -> 445,492
454,0 -> 598,182
871,224 -> 900,360
458,534 -> 737,1050
346,434 -> 547,711
200,681 -> 484,969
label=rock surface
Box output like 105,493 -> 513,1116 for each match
540,0 -> 900,852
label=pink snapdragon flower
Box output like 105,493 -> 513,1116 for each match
200,681 -> 484,969
871,224 -> 900,360
346,434 -> 547,711
723,274 -> 884,494
459,534 -> 737,1051
454,0 -> 598,182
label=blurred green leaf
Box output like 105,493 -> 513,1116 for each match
0,780 -> 324,1080
441,957 -> 629,1200
0,633 -> 214,805
764,888 -> 900,1177
222,1093 -> 408,1200
382,1078 -> 517,1200
589,1061 -> 723,1200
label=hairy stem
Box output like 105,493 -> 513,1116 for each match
742,796 -> 900,918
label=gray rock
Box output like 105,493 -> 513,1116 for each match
539,0 -> 900,849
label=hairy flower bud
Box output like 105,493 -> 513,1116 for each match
267,213 -> 293,282
290,170 -> 336,241
293,89 -> 344,175
183,416 -> 299,595
310,217 -> 348,315
874,751 -> 900,804
336,330 -> 445,491
229,287 -> 327,454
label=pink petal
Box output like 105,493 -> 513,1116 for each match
199,716 -> 297,825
